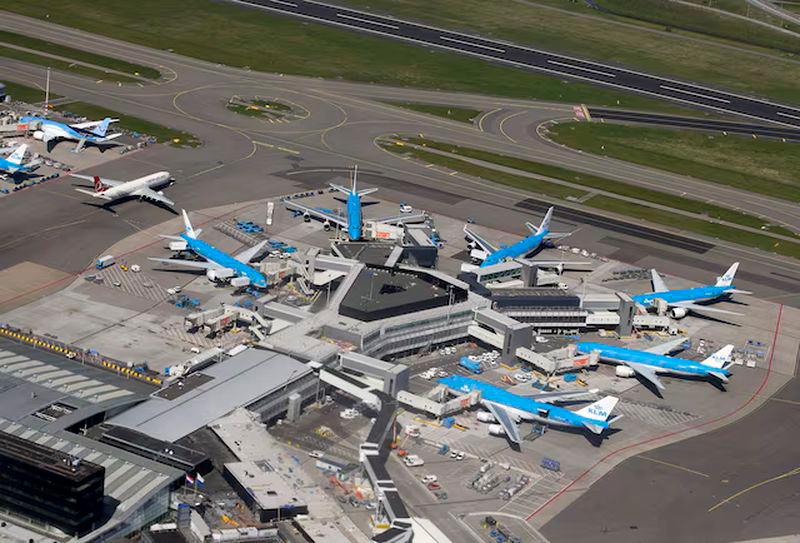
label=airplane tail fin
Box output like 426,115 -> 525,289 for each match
93,176 -> 109,193
576,396 -> 619,421
701,344 -> 734,369
7,144 -> 27,165
715,262 -> 739,287
91,117 -> 112,137
182,209 -> 198,239
536,206 -> 554,235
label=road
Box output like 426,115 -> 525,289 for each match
232,0 -> 800,127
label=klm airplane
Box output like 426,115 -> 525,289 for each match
576,339 -> 734,391
20,115 -> 122,153
439,375 -> 621,443
149,210 -> 269,288
464,207 -> 570,267
0,143 -> 39,175
282,166 -> 425,240
633,263 -> 751,319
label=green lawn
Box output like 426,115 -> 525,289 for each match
595,0 -> 800,52
587,195 -> 800,259
2,0 -> 701,114
386,142 -> 587,199
383,102 -> 483,124
0,45 -> 138,84
548,122 -> 800,202
55,102 -> 200,147
0,30 -> 160,79
386,140 -> 800,259
337,0 -> 800,105
402,137 -> 797,237
226,98 -> 292,118
1,79 -> 59,103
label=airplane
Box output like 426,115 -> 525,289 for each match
282,166 -> 426,240
464,207 -> 570,267
576,338 -> 734,391
20,115 -> 122,153
632,263 -> 751,319
149,210 -> 269,288
72,171 -> 174,207
0,143 -> 40,175
438,375 -> 621,443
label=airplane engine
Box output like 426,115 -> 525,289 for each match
669,307 -> 688,319
157,190 -> 164,195
487,424 -> 506,436
476,412 -> 496,423
303,213 -> 311,223
615,366 -> 636,378
323,221 -> 331,231
32,130 -> 44,141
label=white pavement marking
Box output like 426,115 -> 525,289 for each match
265,0 -> 297,6
440,35 -> 505,53
777,111 -> 800,121
337,12 -> 399,30
659,85 -> 731,104
547,59 -> 616,78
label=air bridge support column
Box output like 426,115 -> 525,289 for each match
616,292 -> 635,337
520,262 -> 539,288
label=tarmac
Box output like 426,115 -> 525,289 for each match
0,12 -> 798,311
0,11 -> 799,543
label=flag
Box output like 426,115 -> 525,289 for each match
196,473 -> 205,486
185,474 -> 195,485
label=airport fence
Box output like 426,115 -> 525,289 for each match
0,324 -> 162,386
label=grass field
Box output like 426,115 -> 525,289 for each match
0,30 -> 160,79
383,102 -> 483,124
0,45 -> 138,84
681,0 -> 800,33
2,0 -> 703,114
547,122 -> 800,202
595,0 -> 800,52
386,141 -> 800,259
586,195 -> 800,258
55,102 -> 200,147
337,0 -> 800,105
1,80 -> 59,103
400,137 -> 798,238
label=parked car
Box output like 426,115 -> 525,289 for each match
421,474 -> 438,484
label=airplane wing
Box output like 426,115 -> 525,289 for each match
624,361 -> 666,390
235,240 -> 269,264
645,336 -> 688,355
543,232 -> 571,241
131,187 -> 174,207
71,119 -> 119,130
70,173 -> 124,187
373,212 -> 427,225
670,301 -> 742,316
148,257 -> 223,271
651,269 -> 669,293
485,402 -> 521,444
518,388 -> 599,403
284,199 -> 347,228
463,225 -> 498,253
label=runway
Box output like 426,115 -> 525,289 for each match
232,0 -> 800,127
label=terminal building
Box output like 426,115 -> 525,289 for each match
0,431 -> 105,537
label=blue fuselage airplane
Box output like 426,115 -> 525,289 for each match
438,375 -> 620,441
464,207 -> 570,267
576,341 -> 733,391
633,263 -> 750,318
150,210 -> 268,288
21,115 -> 122,152
0,144 -> 36,175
